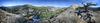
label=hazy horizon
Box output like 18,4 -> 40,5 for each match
0,0 -> 100,7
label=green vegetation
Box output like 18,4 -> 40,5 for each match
1,4 -> 67,20
30,6 -> 67,20
0,4 -> 67,20
75,2 -> 97,10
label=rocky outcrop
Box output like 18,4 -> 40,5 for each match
0,9 -> 7,23
42,8 -> 99,23
0,9 -> 27,23
42,8 -> 81,23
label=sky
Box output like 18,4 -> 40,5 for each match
0,0 -> 100,7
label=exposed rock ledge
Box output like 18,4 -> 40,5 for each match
0,9 -> 27,23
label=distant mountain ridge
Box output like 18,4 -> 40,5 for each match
88,7 -> 100,11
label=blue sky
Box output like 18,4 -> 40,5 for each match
0,0 -> 100,7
